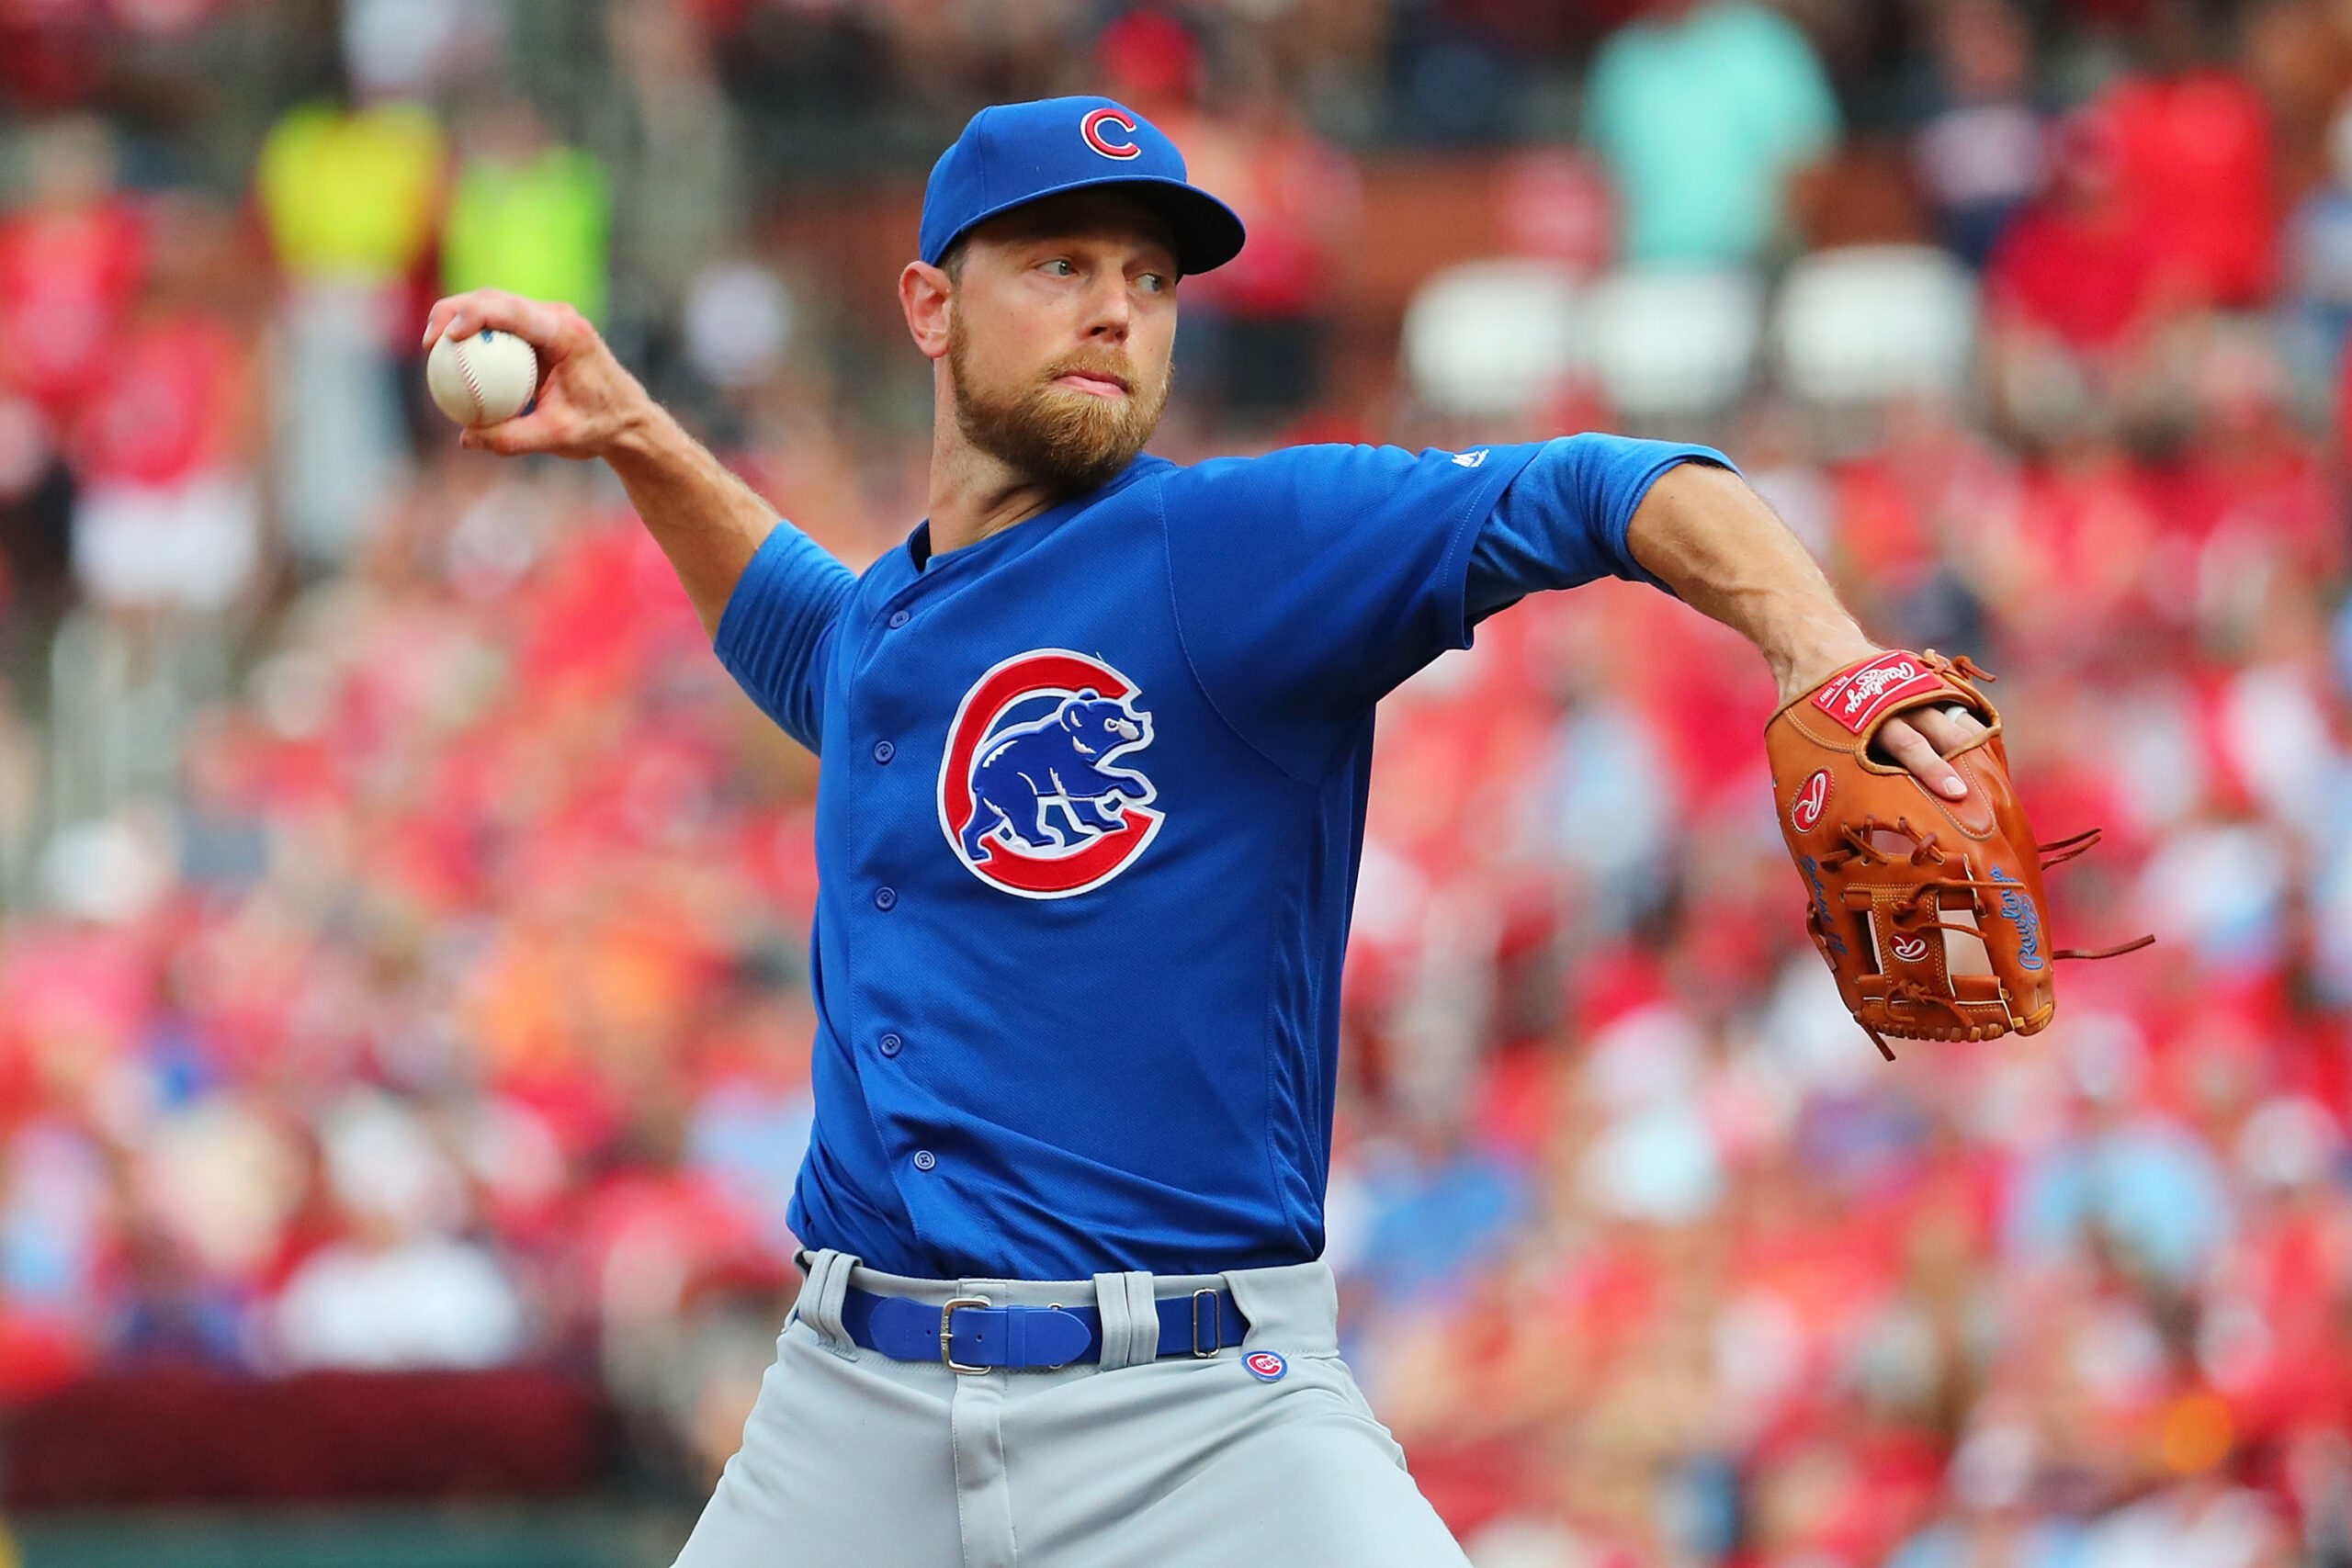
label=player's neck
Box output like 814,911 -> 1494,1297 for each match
925,417 -> 1067,559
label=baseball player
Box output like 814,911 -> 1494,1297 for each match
424,96 -> 1984,1567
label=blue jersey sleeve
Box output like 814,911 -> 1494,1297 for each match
712,521 -> 858,753
1465,434 -> 1736,620
1159,441 -> 1545,778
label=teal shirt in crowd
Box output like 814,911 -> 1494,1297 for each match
1583,1 -> 1840,266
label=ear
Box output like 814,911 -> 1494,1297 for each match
900,260 -> 954,361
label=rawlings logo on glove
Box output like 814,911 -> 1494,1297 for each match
1790,769 -> 1832,832
1768,649 -> 2149,1060
1811,651 -> 1946,732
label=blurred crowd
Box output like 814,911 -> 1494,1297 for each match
7,1 -> 2352,1565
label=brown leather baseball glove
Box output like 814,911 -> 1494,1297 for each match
1767,649 -> 2149,1060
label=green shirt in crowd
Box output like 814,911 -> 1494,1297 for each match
257,101 -> 445,284
1583,1 -> 1840,267
443,145 -> 613,328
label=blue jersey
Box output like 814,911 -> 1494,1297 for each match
716,434 -> 1726,1280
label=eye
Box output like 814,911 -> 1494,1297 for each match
1040,258 -> 1077,277
1136,271 -> 1170,295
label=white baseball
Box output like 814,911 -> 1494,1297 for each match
426,328 -> 540,428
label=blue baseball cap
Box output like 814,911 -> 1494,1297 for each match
920,96 -> 1247,277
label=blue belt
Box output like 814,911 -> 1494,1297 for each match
840,1284 -> 1247,1372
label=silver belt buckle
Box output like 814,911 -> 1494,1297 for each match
1190,1287 -> 1223,1358
941,1295 -> 990,1374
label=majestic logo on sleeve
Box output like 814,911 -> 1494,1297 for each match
1080,107 -> 1143,160
939,650 -> 1161,899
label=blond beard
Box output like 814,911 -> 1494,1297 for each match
948,314 -> 1170,496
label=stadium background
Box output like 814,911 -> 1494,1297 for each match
1,0 -> 2348,1563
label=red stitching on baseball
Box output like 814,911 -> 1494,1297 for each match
457,340 -> 487,423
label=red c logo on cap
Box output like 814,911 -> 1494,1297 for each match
1081,107 -> 1142,160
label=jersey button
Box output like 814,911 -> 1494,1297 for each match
888,609 -> 910,629
873,739 -> 895,764
879,1032 -> 903,1057
912,1149 -> 936,1172
874,886 -> 898,911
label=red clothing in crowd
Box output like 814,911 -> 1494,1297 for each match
0,197 -> 143,421
1169,117 -> 1358,321
2013,452 -> 2165,617
1984,197 -> 2168,352
2102,70 -> 2276,309
2163,437 -> 2337,578
71,312 -> 243,487
1833,457 -> 1944,592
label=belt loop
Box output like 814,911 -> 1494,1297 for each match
799,1249 -> 862,1360
1091,1270 -> 1158,1371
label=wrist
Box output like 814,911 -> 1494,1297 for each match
1770,624 -> 1880,707
603,396 -> 677,471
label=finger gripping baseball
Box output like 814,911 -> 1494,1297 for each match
1767,649 -> 2150,1061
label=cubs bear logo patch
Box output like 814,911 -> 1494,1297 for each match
938,649 -> 1162,899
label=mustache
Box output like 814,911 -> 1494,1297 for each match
1041,354 -> 1139,395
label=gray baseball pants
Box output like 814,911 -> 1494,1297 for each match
671,1249 -> 1472,1567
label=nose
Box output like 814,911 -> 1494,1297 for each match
1082,271 -> 1131,344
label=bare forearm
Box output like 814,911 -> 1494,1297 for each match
605,405 -> 778,637
1623,462 -> 1979,798
1625,462 -> 1874,703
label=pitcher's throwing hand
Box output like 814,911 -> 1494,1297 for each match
421,292 -> 652,461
